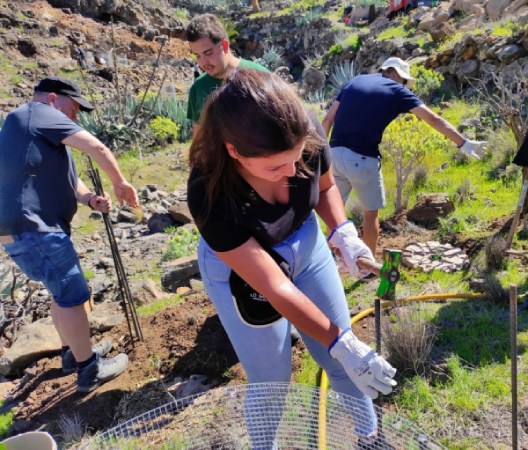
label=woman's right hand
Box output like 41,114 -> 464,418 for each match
329,329 -> 397,399
328,221 -> 375,278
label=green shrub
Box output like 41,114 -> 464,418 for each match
381,114 -> 451,212
485,127 -> 518,182
491,20 -> 519,37
410,65 -> 444,102
436,216 -> 467,240
163,226 -> 200,261
377,18 -> 415,41
341,33 -> 361,52
328,43 -> 343,57
0,403 -> 13,439
149,116 -> 180,143
411,165 -> 428,190
83,269 -> 95,280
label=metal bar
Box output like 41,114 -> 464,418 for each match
94,165 -> 143,341
510,284 -> 518,450
86,157 -> 143,344
374,297 -> 383,435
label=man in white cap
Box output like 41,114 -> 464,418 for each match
322,57 -> 486,256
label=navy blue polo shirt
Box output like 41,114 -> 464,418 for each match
329,74 -> 423,158
0,102 -> 83,236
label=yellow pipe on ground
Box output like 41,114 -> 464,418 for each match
317,292 -> 486,450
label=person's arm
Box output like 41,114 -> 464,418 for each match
321,100 -> 340,137
62,130 -> 139,207
216,238 -> 340,346
315,166 -> 347,231
410,104 -> 465,146
216,218 -> 395,399
76,178 -> 111,213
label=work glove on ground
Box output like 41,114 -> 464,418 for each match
329,329 -> 397,399
328,221 -> 375,279
459,139 -> 487,159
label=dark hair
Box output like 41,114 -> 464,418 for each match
189,69 -> 323,227
185,13 -> 227,44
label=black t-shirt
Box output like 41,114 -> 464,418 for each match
513,132 -> 528,167
187,143 -> 331,252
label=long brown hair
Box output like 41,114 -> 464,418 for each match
189,69 -> 323,227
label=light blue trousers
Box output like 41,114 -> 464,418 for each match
197,212 -> 376,446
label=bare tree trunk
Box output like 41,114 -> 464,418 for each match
251,0 -> 260,12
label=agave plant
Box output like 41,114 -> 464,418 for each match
79,94 -> 192,150
252,45 -> 284,72
329,60 -> 357,95
295,6 -> 324,27
303,87 -> 328,105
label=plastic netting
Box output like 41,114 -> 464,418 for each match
84,383 -> 442,449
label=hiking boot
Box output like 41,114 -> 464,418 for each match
62,339 -> 114,374
77,353 -> 129,393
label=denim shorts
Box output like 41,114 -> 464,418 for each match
2,232 -> 91,307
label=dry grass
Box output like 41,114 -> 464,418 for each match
382,305 -> 438,377
58,413 -> 86,445
484,235 -> 507,272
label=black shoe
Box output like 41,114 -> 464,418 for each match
77,353 -> 128,393
357,434 -> 395,450
62,339 -> 114,374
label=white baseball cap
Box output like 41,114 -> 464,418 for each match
379,57 -> 416,89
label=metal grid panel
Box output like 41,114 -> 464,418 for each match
85,383 -> 442,450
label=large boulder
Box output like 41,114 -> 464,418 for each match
301,66 -> 325,94
161,256 -> 200,292
407,193 -> 455,228
486,0 -> 513,20
0,318 -> 60,376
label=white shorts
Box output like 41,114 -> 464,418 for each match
331,146 -> 385,211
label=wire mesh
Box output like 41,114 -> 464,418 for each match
84,383 -> 443,449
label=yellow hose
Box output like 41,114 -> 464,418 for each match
317,292 -> 486,449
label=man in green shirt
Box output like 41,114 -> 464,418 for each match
185,13 -> 266,139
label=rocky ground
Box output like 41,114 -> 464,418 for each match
0,225 -> 415,448
1,0 -> 526,448
0,139 -> 445,447
0,0 -> 192,114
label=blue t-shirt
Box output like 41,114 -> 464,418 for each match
329,74 -> 423,158
0,102 -> 83,236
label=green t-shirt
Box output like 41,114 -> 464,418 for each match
186,59 -> 268,123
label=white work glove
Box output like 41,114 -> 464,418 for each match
328,221 -> 375,278
329,329 -> 397,399
459,139 -> 486,159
